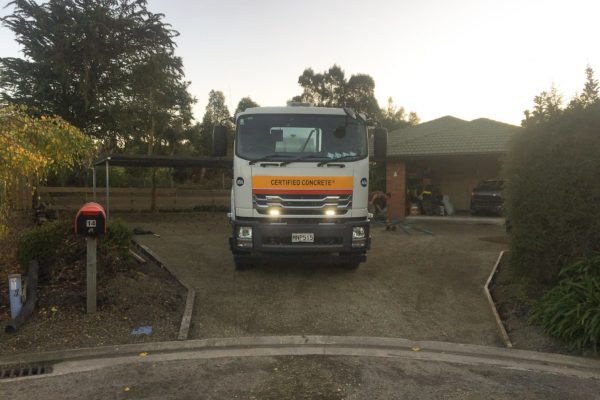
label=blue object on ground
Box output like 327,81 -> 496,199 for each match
8,274 -> 23,319
131,326 -> 153,336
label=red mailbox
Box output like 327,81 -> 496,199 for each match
75,202 -> 106,236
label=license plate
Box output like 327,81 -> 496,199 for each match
292,233 -> 314,243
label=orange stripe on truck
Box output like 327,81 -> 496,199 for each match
252,176 -> 353,192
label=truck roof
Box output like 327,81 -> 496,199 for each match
237,106 -> 347,118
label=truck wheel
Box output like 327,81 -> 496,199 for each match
233,255 -> 255,271
340,255 -> 361,270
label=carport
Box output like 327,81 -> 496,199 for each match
92,154 -> 232,219
385,116 -> 522,219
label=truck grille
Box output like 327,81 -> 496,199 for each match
253,193 -> 352,216
262,236 -> 344,246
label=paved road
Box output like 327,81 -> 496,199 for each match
125,213 -> 506,346
3,335 -> 600,400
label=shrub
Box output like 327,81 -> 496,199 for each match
100,218 -> 133,268
17,218 -> 133,279
101,219 -> 132,252
531,255 -> 600,351
17,221 -> 72,270
503,103 -> 600,289
16,220 -> 76,278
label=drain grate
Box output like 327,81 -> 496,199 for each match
0,364 -> 53,379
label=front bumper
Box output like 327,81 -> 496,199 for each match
229,219 -> 370,255
471,202 -> 503,215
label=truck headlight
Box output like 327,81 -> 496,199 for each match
237,226 -> 253,239
352,226 -> 366,239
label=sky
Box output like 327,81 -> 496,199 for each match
1,0 -> 599,125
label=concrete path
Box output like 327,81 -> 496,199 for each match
123,213 -> 506,346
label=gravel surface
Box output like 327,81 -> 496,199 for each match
125,212 -> 507,346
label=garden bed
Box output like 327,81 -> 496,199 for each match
490,258 -> 597,358
0,216 -> 184,354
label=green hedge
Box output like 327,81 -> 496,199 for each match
503,103 -> 600,289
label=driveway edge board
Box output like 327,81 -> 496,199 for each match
131,239 -> 195,341
484,250 -> 513,347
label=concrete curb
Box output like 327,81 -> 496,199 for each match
484,250 -> 513,348
1,335 -> 599,380
131,239 -> 195,341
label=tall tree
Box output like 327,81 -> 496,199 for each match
292,65 -> 380,118
345,73 -> 379,116
0,0 -> 193,152
522,83 -> 563,127
568,65 -> 599,109
295,68 -> 323,105
235,97 -> 259,115
194,90 -> 231,156
322,65 -> 346,107
581,65 -> 600,105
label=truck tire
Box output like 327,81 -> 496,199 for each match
233,255 -> 256,270
340,254 -> 361,270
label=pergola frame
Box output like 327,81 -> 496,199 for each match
91,154 -> 232,219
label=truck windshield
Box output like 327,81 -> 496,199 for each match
236,114 -> 368,162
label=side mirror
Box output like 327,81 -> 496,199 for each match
212,125 -> 228,157
373,128 -> 388,161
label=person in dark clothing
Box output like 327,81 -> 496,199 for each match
369,192 -> 392,221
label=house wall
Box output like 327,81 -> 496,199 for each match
385,160 -> 407,220
405,155 -> 504,212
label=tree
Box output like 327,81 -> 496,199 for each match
295,68 -> 323,105
568,65 -> 599,109
235,97 -> 259,115
522,83 -> 563,127
379,97 -> 420,131
291,65 -> 380,118
192,90 -> 232,156
0,0 -> 193,152
0,104 -> 95,236
321,65 -> 346,107
580,65 -> 600,105
344,73 -> 379,116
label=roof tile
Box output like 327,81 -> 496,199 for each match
388,116 -> 522,157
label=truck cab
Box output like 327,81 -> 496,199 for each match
213,105 -> 387,270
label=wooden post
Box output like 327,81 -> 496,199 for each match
86,237 -> 97,313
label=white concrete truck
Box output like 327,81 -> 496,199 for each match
213,105 -> 387,270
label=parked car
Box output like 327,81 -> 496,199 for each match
470,180 -> 504,216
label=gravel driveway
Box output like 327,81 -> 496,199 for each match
125,212 -> 506,346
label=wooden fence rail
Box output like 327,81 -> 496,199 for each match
37,187 -> 230,212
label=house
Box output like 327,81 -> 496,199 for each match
385,116 -> 522,219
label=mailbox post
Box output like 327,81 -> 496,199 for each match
75,202 -> 106,314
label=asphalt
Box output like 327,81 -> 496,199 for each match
1,336 -> 600,399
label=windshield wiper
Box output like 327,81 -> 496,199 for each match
317,154 -> 359,166
248,153 -> 293,165
279,154 -> 325,166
